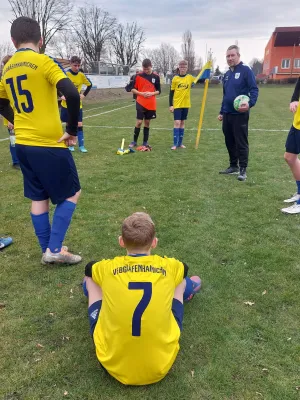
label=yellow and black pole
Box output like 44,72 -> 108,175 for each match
195,78 -> 209,149
193,60 -> 212,149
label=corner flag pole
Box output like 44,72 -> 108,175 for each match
195,78 -> 209,149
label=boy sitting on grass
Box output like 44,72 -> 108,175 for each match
83,212 -> 201,385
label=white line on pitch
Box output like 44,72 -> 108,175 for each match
83,95 -> 168,120
0,137 -> 9,142
84,125 -> 289,132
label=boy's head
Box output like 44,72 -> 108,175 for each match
178,60 -> 188,75
70,56 -> 81,73
120,212 -> 157,252
2,55 -> 12,67
10,17 -> 42,49
142,59 -> 152,75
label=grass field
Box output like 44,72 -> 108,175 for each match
0,85 -> 299,400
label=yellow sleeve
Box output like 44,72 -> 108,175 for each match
81,72 -> 92,87
0,79 -> 8,100
168,258 -> 185,286
43,56 -> 67,86
171,76 -> 177,91
91,260 -> 109,286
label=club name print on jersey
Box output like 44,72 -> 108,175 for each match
113,264 -> 167,276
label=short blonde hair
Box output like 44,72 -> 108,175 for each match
122,212 -> 155,250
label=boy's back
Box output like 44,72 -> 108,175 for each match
86,254 -> 186,385
0,50 -> 66,147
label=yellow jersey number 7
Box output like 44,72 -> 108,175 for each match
6,75 -> 34,113
128,282 -> 152,337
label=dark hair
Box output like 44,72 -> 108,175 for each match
142,59 -> 152,68
70,56 -> 81,64
11,17 -> 41,47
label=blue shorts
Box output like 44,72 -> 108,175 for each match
16,145 -> 81,205
174,108 -> 189,121
60,107 -> 83,123
88,298 -> 183,336
286,125 -> 300,154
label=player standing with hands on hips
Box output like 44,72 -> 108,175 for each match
218,45 -> 259,181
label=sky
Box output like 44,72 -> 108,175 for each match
1,0 -> 300,71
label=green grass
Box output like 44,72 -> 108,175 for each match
0,85 -> 299,400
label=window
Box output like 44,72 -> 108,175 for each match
281,59 -> 290,69
294,59 -> 300,68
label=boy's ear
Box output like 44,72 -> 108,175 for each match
151,237 -> 158,249
119,236 -> 126,248
11,38 -> 17,49
38,37 -> 43,49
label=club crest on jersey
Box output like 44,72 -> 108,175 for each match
152,78 -> 155,83
235,73 -> 240,79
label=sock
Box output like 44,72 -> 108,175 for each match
31,212 -> 51,253
143,127 -> 149,145
48,200 -> 76,253
296,180 -> 300,194
178,128 -> 185,146
134,127 -> 140,143
173,128 -> 180,146
9,143 -> 19,165
78,127 -> 84,147
183,277 -> 195,301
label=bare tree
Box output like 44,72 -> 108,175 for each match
146,43 -> 180,75
249,58 -> 263,76
110,22 -> 145,74
75,5 -> 116,71
181,30 -> 196,73
0,42 -> 15,62
8,0 -> 73,53
48,31 -> 82,60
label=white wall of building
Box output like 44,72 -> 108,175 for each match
87,75 -> 130,89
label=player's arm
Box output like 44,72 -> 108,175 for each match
0,81 -> 14,124
173,259 -> 188,286
246,67 -> 259,108
291,78 -> 300,102
169,77 -> 175,109
81,73 -> 92,98
85,260 -> 106,286
56,78 -> 80,135
131,75 -> 142,96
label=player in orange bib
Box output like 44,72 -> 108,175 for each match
83,212 -> 201,385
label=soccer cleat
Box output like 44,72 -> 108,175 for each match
79,146 -> 88,153
178,144 -> 186,149
171,146 -> 177,150
281,203 -> 300,214
41,246 -> 68,265
42,247 -> 82,265
129,141 -> 137,148
237,168 -> 247,181
219,166 -> 239,174
283,193 -> 300,203
69,146 -> 75,152
0,236 -> 13,250
184,276 -> 202,302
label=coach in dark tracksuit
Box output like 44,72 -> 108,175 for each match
218,45 -> 259,181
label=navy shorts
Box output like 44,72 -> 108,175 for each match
60,107 -> 83,123
88,298 -> 183,336
136,103 -> 156,121
285,125 -> 300,154
16,145 -> 81,205
174,108 -> 189,121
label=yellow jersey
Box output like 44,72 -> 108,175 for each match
61,69 -> 92,109
88,254 -> 186,385
0,48 -> 67,147
171,74 -> 195,108
293,105 -> 300,129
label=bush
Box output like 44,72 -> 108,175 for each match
266,78 -> 298,85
